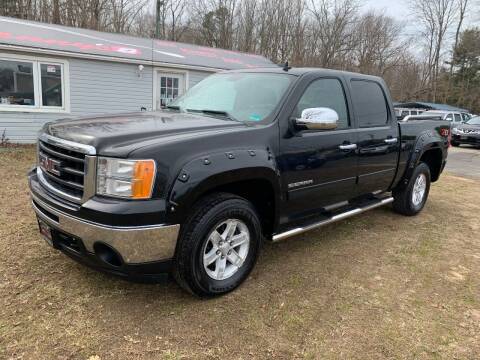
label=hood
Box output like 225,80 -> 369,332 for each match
44,111 -> 247,156
456,123 -> 480,131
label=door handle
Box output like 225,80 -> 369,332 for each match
339,143 -> 357,150
384,137 -> 398,144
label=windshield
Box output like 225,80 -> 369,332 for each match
170,72 -> 295,123
466,116 -> 480,125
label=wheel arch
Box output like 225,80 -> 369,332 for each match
419,147 -> 443,182
167,149 -> 281,236
397,136 -> 446,191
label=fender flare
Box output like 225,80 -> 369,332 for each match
166,148 -> 281,223
398,130 -> 445,189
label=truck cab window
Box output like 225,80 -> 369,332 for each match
454,114 -> 462,122
294,78 -> 349,129
350,80 -> 389,127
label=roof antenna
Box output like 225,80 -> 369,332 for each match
281,61 -> 291,72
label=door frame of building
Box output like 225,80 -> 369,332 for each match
152,67 -> 189,110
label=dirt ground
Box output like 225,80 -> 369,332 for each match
1,146 -> 479,360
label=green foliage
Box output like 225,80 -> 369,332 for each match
445,28 -> 480,113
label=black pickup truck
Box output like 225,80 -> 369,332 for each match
29,68 -> 450,296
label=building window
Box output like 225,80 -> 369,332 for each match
0,57 -> 68,112
160,75 -> 180,107
0,59 -> 35,106
40,63 -> 63,107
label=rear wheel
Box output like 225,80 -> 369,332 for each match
393,162 -> 431,216
173,193 -> 262,297
451,141 -> 459,147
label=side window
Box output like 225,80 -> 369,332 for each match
445,113 -> 453,121
294,78 -> 349,129
401,111 -> 408,117
454,114 -> 462,122
411,111 -> 418,115
350,80 -> 389,127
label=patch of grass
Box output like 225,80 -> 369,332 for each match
1,147 -> 480,359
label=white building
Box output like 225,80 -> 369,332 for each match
0,16 -> 273,143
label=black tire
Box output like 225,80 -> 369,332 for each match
173,192 -> 262,297
451,141 -> 459,147
393,162 -> 431,216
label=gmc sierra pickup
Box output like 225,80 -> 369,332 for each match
29,67 -> 450,297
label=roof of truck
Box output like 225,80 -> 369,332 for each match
227,66 -> 385,80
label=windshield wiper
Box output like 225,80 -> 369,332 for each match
166,105 -> 180,110
186,109 -> 241,123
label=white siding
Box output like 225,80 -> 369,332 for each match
69,59 -> 153,116
189,70 -> 211,88
0,51 -> 215,143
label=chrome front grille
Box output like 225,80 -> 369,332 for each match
463,129 -> 480,134
37,134 -> 97,203
39,140 -> 86,198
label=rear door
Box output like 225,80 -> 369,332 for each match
350,79 -> 399,195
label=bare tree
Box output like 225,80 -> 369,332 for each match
450,0 -> 469,74
411,0 -> 458,101
306,0 -> 358,68
353,11 -> 405,76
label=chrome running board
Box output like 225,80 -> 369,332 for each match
272,197 -> 394,242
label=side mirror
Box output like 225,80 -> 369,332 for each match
294,107 -> 339,130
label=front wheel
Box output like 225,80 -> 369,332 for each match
173,193 -> 262,297
393,162 -> 431,216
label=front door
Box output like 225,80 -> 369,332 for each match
279,76 -> 358,223
156,72 -> 185,109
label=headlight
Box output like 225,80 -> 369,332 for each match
96,157 -> 156,199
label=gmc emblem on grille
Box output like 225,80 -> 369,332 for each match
39,153 -> 61,176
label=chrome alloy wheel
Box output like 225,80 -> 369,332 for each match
412,173 -> 427,206
202,219 -> 250,281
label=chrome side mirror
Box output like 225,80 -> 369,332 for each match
294,107 -> 339,130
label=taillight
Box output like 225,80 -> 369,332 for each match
439,127 -> 451,147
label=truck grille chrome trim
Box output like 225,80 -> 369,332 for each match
39,133 -> 96,155
37,134 -> 97,204
272,197 -> 394,242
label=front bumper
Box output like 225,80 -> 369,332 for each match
452,133 -> 480,145
29,169 -> 180,278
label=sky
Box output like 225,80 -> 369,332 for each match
362,0 -> 478,34
362,0 -> 478,51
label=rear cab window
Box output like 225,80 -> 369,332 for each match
454,114 -> 462,122
350,80 -> 389,127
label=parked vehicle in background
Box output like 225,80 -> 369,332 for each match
28,67 -> 450,297
394,108 -> 425,120
451,116 -> 480,147
420,110 -> 467,126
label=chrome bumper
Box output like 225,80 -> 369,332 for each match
31,194 -> 180,264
